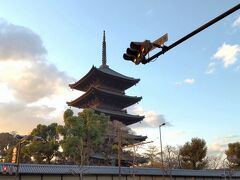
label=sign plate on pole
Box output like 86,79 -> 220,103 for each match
153,33 -> 168,46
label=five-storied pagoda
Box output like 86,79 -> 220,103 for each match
67,31 -> 145,127
67,32 -> 147,165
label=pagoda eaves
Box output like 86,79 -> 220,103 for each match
69,65 -> 140,92
93,107 -> 144,125
67,86 -> 142,110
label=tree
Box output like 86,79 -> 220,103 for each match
144,145 -> 161,167
179,137 -> 207,169
23,123 -> 59,164
92,120 -> 144,166
225,142 -> 240,169
59,108 -> 109,165
206,155 -> 221,169
163,145 -> 182,169
0,132 -> 17,162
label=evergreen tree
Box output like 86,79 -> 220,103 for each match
58,108 -> 109,165
179,137 -> 207,169
0,132 -> 17,162
23,123 -> 59,164
225,142 -> 240,169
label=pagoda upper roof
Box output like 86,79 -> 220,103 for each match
69,65 -> 140,91
67,86 -> 142,109
93,107 -> 144,125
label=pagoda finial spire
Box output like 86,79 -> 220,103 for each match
102,30 -> 107,67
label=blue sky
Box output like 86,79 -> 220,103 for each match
0,1 -> 240,156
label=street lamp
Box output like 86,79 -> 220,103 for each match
159,122 -> 166,168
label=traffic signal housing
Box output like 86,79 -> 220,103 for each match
123,40 -> 152,65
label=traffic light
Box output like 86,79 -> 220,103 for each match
123,40 -> 153,65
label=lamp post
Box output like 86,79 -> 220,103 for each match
159,122 -> 166,168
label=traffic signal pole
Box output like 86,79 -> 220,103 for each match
143,3 -> 240,64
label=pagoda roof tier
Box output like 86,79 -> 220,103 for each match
91,152 -> 147,164
67,86 -> 142,109
92,107 -> 144,125
127,134 -> 148,142
105,133 -> 147,144
69,66 -> 140,92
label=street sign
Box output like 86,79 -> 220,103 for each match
153,33 -> 168,46
150,33 -> 168,51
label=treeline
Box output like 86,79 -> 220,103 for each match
144,139 -> 240,170
1,109 -> 108,165
0,108 -> 240,170
0,109 -> 139,166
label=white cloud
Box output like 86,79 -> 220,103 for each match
0,61 -> 72,103
232,16 -> 240,28
208,143 -> 226,156
0,82 -> 15,102
184,78 -> 195,84
0,20 -> 74,134
143,111 -> 166,128
128,106 -> 169,129
208,135 -> 240,156
206,62 -> 216,74
130,106 -> 145,115
213,43 -> 240,68
175,78 -> 195,88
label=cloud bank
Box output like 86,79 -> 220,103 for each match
0,20 -> 74,134
0,19 -> 46,61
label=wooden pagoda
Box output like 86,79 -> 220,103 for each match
67,31 -> 145,126
67,31 -> 147,166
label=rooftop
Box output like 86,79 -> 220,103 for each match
0,163 -> 239,177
